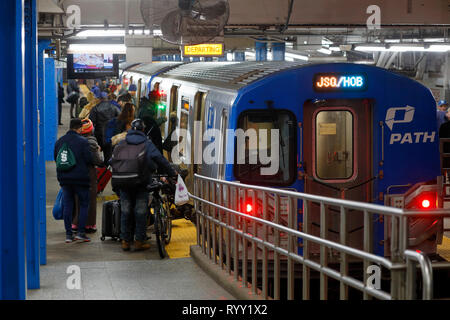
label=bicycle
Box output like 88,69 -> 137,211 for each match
147,175 -> 176,258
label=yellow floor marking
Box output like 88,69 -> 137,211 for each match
166,219 -> 197,259
438,236 -> 450,261
97,195 -> 119,202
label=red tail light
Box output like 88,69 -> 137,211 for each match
421,199 -> 431,209
245,203 -> 253,214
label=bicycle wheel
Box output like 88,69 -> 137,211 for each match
155,206 -> 168,259
163,200 -> 172,245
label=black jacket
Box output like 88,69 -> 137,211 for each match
120,130 -> 176,177
89,101 -> 120,146
54,131 -> 93,187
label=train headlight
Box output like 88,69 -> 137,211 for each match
421,199 -> 431,209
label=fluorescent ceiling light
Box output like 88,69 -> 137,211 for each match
68,44 -> 127,54
355,45 -> 450,52
329,46 -> 341,52
318,47 -> 332,55
285,52 -> 309,61
322,38 -> 333,45
75,30 -> 125,37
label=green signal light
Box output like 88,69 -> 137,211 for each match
158,104 -> 166,110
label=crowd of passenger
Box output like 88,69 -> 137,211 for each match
55,79 -> 176,250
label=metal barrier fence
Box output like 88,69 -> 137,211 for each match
190,174 -> 450,300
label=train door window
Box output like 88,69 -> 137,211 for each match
218,109 -> 228,180
192,92 -> 207,174
315,110 -> 354,180
234,110 -> 296,186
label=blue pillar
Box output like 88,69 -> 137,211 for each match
167,55 -> 174,61
174,54 -> 182,61
255,40 -> 267,61
24,0 -> 40,290
38,40 -> 50,266
0,0 -> 26,300
218,55 -> 227,62
192,57 -> 200,62
205,57 -> 213,62
234,52 -> 245,62
272,42 -> 286,61
44,58 -> 57,162
161,55 -> 168,61
183,56 -> 191,63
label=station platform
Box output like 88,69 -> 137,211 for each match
27,103 -> 234,300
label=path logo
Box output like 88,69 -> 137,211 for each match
385,106 -> 415,130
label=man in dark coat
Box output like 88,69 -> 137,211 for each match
89,91 -> 120,164
112,119 -> 177,252
67,79 -> 80,119
54,119 -> 94,243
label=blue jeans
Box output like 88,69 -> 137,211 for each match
120,189 -> 149,242
62,185 -> 90,236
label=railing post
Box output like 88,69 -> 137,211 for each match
405,257 -> 417,300
363,210 -> 373,300
201,180 -> 207,254
262,191 -> 269,299
206,181 -> 212,260
234,187 -> 239,282
274,195 -> 280,300
320,202 -> 328,300
218,183 -> 224,269
252,191 -> 258,295
340,206 -> 349,300
195,177 -> 200,246
226,185 -> 232,275
287,196 -> 296,300
302,199 -> 310,300
211,180 -> 217,264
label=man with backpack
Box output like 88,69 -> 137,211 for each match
111,119 -> 177,252
54,119 -> 94,243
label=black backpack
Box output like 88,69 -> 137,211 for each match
111,141 -> 150,189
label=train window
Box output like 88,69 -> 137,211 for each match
315,110 -> 354,180
234,110 -> 296,186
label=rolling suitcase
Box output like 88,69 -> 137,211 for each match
97,167 -> 112,194
101,200 -> 121,241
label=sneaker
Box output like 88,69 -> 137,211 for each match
85,226 -> 97,234
75,234 -> 91,242
65,236 -> 75,243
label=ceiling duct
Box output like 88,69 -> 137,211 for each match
38,0 -> 64,14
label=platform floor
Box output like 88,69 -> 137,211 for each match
27,103 -> 233,300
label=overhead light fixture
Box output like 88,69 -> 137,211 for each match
329,46 -> 341,52
317,47 -> 332,55
74,29 -> 126,37
355,44 -> 450,52
285,52 -> 309,61
68,44 -> 127,54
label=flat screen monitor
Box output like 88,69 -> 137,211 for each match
67,53 -> 119,79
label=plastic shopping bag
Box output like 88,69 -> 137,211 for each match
174,175 -> 189,206
52,189 -> 64,220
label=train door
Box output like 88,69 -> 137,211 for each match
191,91 -> 207,176
303,99 -> 373,252
218,109 -> 228,180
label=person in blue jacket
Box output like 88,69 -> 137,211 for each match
54,118 -> 94,243
437,100 -> 449,130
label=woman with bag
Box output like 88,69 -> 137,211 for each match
111,103 -> 136,147
72,119 -> 104,233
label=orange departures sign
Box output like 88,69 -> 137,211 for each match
183,43 -> 224,57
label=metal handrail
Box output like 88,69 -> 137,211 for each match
404,250 -> 434,300
193,174 -> 450,219
191,174 -> 449,300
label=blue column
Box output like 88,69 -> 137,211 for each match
174,54 -> 182,61
272,42 -> 286,61
38,40 -> 50,266
183,56 -> 191,63
255,40 -> 267,61
204,57 -> 213,62
167,55 -> 174,61
0,0 -> 26,300
161,55 -> 168,61
44,58 -> 57,161
24,0 -> 40,290
218,55 -> 227,62
234,52 -> 245,62
192,57 -> 200,62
